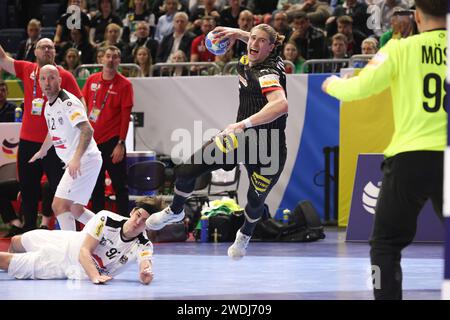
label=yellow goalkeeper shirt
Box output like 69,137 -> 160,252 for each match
326,29 -> 447,158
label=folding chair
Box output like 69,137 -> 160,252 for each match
208,166 -> 241,204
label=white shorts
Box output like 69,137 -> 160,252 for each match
55,155 -> 102,205
8,230 -> 85,280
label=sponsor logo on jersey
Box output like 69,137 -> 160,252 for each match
250,171 -> 272,195
140,251 -> 152,258
52,136 -> 67,149
95,220 -> 105,237
259,74 -> 280,88
70,112 -> 82,122
240,55 -> 249,65
119,255 -> 129,264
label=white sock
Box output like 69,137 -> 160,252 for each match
76,208 -> 95,225
56,212 -> 76,231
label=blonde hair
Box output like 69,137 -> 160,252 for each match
251,24 -> 285,47
362,37 -> 378,49
332,33 -> 348,45
28,19 -> 42,29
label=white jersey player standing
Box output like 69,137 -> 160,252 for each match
29,64 -> 102,231
0,196 -> 157,285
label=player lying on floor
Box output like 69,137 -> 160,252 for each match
0,196 -> 162,285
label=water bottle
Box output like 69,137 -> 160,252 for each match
200,216 -> 209,243
282,209 -> 291,224
14,106 -> 23,122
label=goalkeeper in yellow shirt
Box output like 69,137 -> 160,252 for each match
322,0 -> 447,300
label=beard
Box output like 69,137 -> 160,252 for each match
37,55 -> 54,67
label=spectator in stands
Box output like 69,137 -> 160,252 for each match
82,46 -> 133,217
154,0 -> 180,42
96,46 -> 106,64
156,12 -> 196,62
282,41 -> 306,74
61,48 -> 82,76
237,9 -> 254,32
167,49 -> 189,76
89,0 -> 123,46
78,47 -> 106,79
189,0 -> 221,36
323,33 -> 349,73
54,0 -> 92,48
289,12 -> 329,60
153,0 -> 188,20
99,23 -> 130,60
361,37 -> 378,55
277,0 -> 303,11
271,11 -> 292,44
219,0 -> 247,28
353,37 -> 378,68
133,46 -> 153,76
214,47 -> 235,74
375,0 -> 411,36
232,9 -> 254,58
0,80 -> 16,122
129,21 -> 159,65
59,28 -> 95,64
16,19 -> 42,63
123,0 -> 156,43
285,0 -> 331,29
336,15 -> 366,55
380,8 -> 416,47
246,0 -> 278,15
326,0 -> 371,37
190,16 -> 217,74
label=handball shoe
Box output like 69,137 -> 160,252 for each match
227,230 -> 251,260
145,206 -> 185,230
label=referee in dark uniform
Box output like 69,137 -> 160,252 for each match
146,24 -> 289,259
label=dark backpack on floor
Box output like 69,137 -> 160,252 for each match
253,201 -> 326,242
193,211 -> 245,242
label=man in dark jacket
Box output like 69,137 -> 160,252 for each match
157,12 -> 196,62
289,12 -> 329,60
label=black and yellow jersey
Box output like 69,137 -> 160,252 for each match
236,53 -> 288,137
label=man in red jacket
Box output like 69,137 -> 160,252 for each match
82,46 -> 134,217
0,38 -> 84,232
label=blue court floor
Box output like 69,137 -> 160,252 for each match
0,228 -> 443,300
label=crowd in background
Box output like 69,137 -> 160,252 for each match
0,0 -> 416,77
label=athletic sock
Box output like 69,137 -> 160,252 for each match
56,212 -> 76,231
76,208 -> 95,225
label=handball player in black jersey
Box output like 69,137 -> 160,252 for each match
146,24 -> 288,259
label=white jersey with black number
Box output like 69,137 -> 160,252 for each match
44,89 -> 100,164
83,210 -> 154,277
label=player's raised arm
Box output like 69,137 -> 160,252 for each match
213,26 -> 250,44
0,44 -> 16,76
